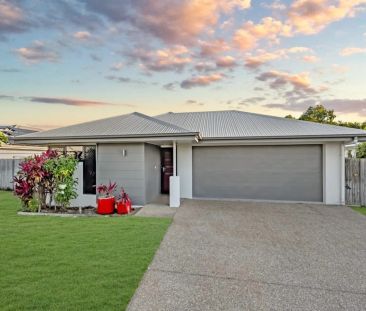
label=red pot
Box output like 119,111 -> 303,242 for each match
126,199 -> 132,212
116,201 -> 129,215
97,197 -> 115,215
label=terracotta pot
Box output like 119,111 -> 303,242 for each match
116,201 -> 129,215
97,197 -> 115,215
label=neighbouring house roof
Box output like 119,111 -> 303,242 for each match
15,110 -> 366,144
156,110 -> 366,140
16,112 -> 198,142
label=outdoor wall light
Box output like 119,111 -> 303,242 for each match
122,149 -> 127,157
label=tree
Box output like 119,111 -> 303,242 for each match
299,105 -> 336,124
356,143 -> 366,158
285,114 -> 296,119
0,131 -> 8,144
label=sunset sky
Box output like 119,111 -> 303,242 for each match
1,0 -> 366,130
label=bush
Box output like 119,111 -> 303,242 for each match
13,150 -> 78,211
356,143 -> 366,159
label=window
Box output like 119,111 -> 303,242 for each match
82,146 -> 96,194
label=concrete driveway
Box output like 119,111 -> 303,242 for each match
128,200 -> 366,310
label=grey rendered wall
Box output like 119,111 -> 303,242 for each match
144,143 -> 161,203
97,143 -> 145,205
193,145 -> 323,202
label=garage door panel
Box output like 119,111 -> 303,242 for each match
193,145 -> 323,202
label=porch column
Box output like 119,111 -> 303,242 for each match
173,140 -> 177,176
170,140 -> 180,207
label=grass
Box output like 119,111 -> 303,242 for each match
0,191 -> 171,311
351,206 -> 366,216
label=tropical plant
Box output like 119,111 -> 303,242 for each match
97,181 -> 117,198
13,149 -> 79,212
44,155 -> 78,210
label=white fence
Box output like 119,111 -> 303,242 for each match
0,159 -> 22,190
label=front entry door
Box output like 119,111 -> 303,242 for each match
161,148 -> 173,194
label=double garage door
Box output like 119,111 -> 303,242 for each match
193,145 -> 323,202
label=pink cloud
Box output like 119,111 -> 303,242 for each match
199,39 -> 230,56
85,0 -> 250,45
26,96 -> 134,107
216,56 -> 237,68
340,47 -> 366,56
245,47 -> 312,68
15,41 -> 59,64
181,73 -> 224,88
135,45 -> 192,72
0,1 -> 25,33
288,0 -> 366,35
302,55 -> 319,62
257,70 -> 318,93
73,31 -> 92,40
233,17 -> 292,51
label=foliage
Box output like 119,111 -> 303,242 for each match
0,190 -> 171,311
0,131 -> 8,144
117,187 -> 130,203
299,105 -> 336,124
356,142 -> 366,158
97,181 -> 117,197
44,155 -> 78,209
13,150 -> 58,211
13,149 -> 78,211
288,104 -> 366,130
285,114 -> 296,119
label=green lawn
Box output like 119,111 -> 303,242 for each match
0,191 -> 171,311
351,206 -> 366,216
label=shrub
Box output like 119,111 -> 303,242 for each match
356,143 -> 366,159
13,150 -> 78,211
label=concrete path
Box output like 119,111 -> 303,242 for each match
134,203 -> 176,218
128,200 -> 366,310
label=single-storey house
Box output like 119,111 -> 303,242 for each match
15,110 -> 366,207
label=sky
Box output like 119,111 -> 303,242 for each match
0,0 -> 366,130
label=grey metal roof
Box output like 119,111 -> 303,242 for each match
17,112 -> 196,140
156,110 -> 366,139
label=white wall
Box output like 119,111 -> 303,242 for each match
71,162 -> 97,207
177,143 -> 192,198
323,143 -> 345,205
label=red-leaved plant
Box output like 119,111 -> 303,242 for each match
13,149 -> 59,211
97,181 -> 117,198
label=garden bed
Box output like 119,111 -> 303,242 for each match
18,206 -> 140,217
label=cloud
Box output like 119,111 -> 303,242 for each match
245,47 -> 312,68
181,73 -> 224,88
132,45 -> 192,72
194,61 -> 216,72
233,17 -> 292,51
83,0 -> 250,45
25,97 -> 119,107
215,56 -> 237,68
199,39 -> 230,56
288,0 -> 366,35
73,31 -> 91,40
90,53 -> 101,62
302,55 -> 319,62
110,62 -> 123,71
262,1 -> 287,11
105,75 -> 144,84
163,82 -> 177,91
185,99 -> 204,106
340,47 -> 366,56
0,1 -> 27,33
331,64 -> 349,74
15,41 -> 59,63
264,99 -> 366,117
238,97 -> 266,105
256,70 -> 319,94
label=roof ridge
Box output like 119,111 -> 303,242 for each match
132,112 -> 192,132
